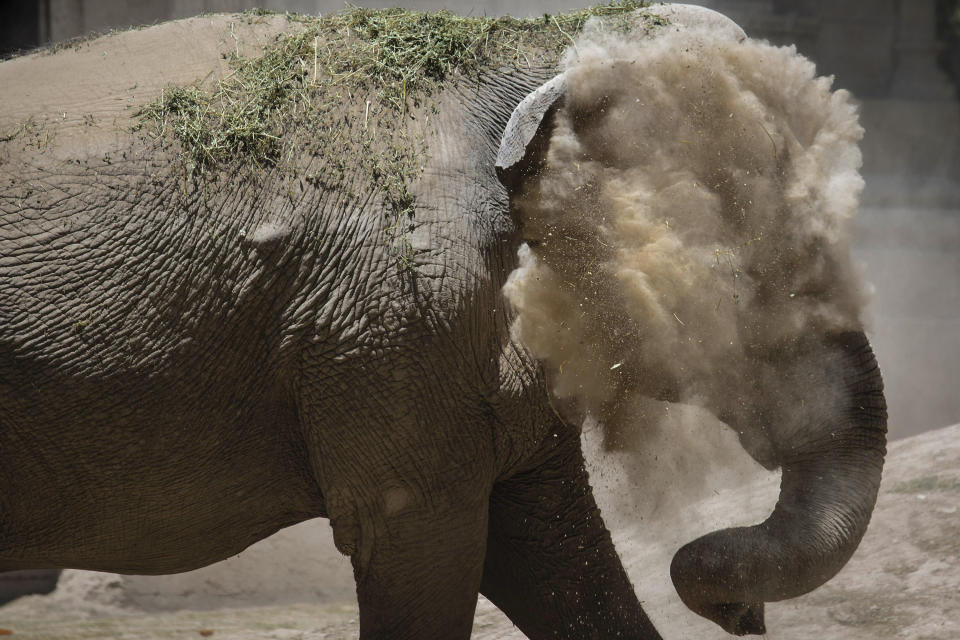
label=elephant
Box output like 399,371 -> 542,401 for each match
0,3 -> 886,639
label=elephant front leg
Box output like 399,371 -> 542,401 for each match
348,497 -> 489,640
303,409 -> 493,639
319,469 -> 490,639
481,421 -> 662,640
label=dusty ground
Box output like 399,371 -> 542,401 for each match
1,423 -> 957,639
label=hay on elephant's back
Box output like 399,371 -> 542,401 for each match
134,2 -> 668,266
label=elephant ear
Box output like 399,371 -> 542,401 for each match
495,73 -> 567,190
494,3 -> 747,190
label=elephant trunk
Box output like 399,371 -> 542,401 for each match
670,331 -> 887,635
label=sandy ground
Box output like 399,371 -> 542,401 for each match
1,423 -> 957,639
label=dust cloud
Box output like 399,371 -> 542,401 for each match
504,19 -> 870,513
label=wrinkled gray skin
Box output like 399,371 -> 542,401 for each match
0,7 -> 886,639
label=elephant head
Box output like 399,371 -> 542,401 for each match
496,4 -> 887,636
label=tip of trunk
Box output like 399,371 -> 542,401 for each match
667,571 -> 767,637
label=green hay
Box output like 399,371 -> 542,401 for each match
137,1 -> 661,169
134,2 -> 666,267
0,116 -> 56,151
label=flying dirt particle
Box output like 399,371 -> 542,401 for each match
505,16 -> 868,519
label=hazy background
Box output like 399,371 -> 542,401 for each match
2,0 -> 957,441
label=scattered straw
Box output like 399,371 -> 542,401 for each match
134,2 -> 666,268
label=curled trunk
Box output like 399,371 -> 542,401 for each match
671,331 -> 887,635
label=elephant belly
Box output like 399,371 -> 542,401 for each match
0,386 -> 324,573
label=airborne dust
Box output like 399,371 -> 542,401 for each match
503,18 -> 870,516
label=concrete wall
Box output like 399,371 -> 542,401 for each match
0,3 -> 47,56
0,570 -> 59,606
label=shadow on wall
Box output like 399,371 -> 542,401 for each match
0,570 -> 61,606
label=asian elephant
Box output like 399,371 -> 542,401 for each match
0,4 -> 886,639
